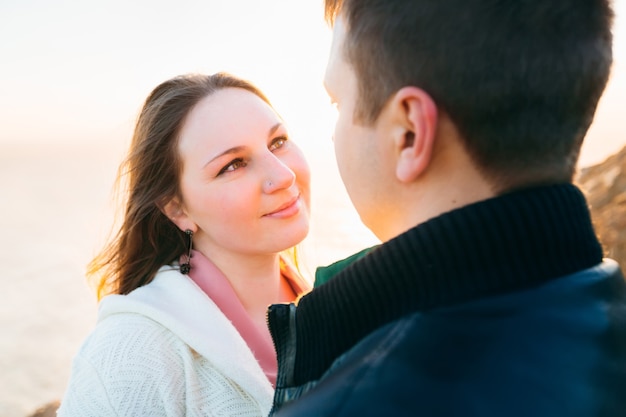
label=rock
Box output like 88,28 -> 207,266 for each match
577,145 -> 626,271
27,400 -> 59,417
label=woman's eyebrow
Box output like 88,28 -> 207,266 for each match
204,146 -> 246,167
268,122 -> 282,137
204,122 -> 283,167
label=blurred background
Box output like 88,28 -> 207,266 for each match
0,1 -> 624,415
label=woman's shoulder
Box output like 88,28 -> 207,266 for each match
78,312 -> 188,369
59,313 -> 191,415
64,311 -> 269,416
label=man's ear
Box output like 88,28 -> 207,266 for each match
391,87 -> 438,183
161,197 -> 195,233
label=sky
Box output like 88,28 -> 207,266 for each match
0,0 -> 625,168
0,0 -> 332,155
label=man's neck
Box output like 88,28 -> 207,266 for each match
377,140 -> 496,242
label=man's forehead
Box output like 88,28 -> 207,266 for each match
324,17 -> 348,90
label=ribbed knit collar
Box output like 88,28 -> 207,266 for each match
292,183 -> 603,384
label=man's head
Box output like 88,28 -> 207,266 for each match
324,0 -> 613,193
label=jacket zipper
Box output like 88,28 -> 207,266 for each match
267,302 -> 298,414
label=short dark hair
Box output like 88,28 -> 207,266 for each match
325,0 -> 614,190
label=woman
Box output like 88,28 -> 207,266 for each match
58,73 -> 311,416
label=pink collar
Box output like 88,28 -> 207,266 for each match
185,250 -> 309,386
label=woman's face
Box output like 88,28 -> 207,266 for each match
171,88 -> 310,259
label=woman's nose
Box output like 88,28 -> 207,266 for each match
262,155 -> 296,193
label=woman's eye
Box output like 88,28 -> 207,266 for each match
217,158 -> 246,176
269,136 -> 288,151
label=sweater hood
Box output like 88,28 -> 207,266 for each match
97,266 -> 274,412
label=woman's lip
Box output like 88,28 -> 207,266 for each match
264,195 -> 301,218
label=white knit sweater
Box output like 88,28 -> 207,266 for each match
57,266 -> 274,416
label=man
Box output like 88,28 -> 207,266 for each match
267,1 -> 626,416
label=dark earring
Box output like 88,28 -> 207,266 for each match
180,229 -> 193,274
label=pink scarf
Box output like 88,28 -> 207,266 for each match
185,250 -> 309,386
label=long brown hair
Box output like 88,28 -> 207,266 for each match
89,73 -> 272,299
